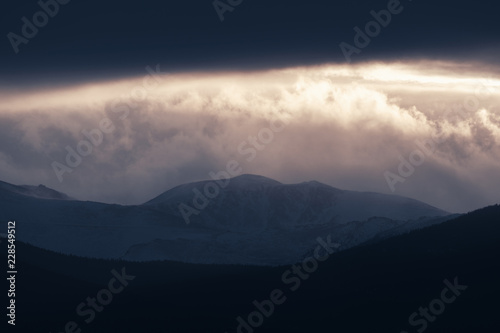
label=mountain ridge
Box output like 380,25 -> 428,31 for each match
0,180 -> 72,201
142,173 -> 450,229
0,175 -> 455,265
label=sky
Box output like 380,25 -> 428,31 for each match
0,0 -> 499,213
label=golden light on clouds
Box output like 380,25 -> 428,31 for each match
2,60 -> 499,116
0,60 -> 499,212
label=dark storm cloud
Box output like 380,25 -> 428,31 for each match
1,0 -> 499,85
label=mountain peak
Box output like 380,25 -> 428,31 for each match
229,174 -> 282,186
0,180 -> 71,201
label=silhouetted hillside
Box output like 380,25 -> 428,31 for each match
6,205 -> 500,332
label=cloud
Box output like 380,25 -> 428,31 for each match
0,60 -> 499,213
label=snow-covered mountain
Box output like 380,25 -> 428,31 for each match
0,180 -> 72,200
0,175 -> 454,265
145,174 -> 448,230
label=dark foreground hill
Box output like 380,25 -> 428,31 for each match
5,205 -> 500,332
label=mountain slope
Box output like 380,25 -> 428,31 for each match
144,174 -> 449,230
0,180 -> 72,200
0,175 -> 453,265
10,205 -> 500,333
